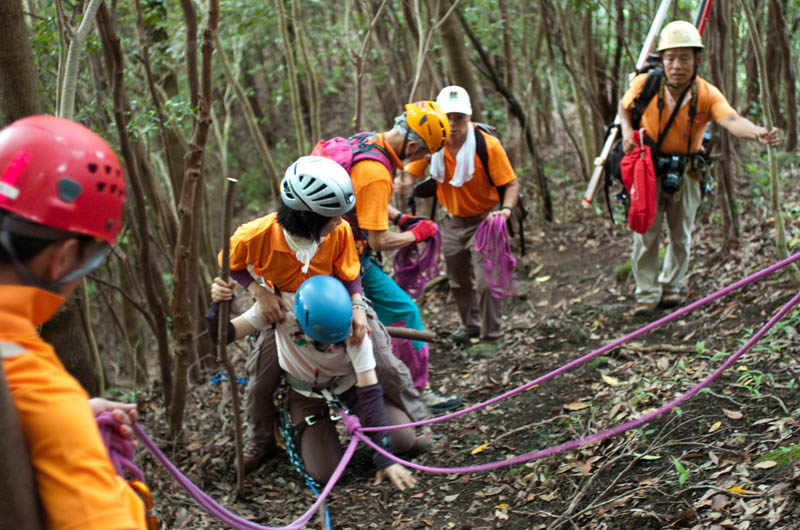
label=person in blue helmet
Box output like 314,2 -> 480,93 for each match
208,274 -> 416,490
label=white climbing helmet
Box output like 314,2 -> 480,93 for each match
280,156 -> 355,216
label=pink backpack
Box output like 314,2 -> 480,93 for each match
310,132 -> 394,175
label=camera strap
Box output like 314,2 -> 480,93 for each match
655,79 -> 697,155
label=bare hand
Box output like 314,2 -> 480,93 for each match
374,463 -> 416,491
89,398 -> 138,443
755,127 -> 780,147
487,208 -> 511,221
252,285 -> 290,323
621,130 -> 635,154
349,305 -> 370,346
210,277 -> 235,302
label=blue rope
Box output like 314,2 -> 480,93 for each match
210,370 -> 249,386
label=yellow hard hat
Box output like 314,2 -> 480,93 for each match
404,100 -> 450,154
657,21 -> 704,51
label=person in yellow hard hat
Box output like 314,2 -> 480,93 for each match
619,21 -> 780,316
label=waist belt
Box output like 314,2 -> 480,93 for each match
284,372 -> 342,394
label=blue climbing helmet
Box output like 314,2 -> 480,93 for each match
293,275 -> 352,344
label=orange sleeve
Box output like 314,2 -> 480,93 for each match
705,81 -> 736,123
349,160 -> 393,231
331,222 -> 361,282
484,134 -> 517,187
226,214 -> 273,271
404,158 -> 430,178
620,73 -> 648,111
6,346 -> 147,530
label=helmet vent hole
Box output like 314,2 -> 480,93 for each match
106,219 -> 114,230
419,115 -> 428,126
97,182 -> 106,192
111,184 -> 117,194
115,169 -> 121,178
88,163 -> 98,173
105,165 -> 112,174
58,178 -> 83,203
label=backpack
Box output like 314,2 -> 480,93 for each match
409,123 -> 530,256
310,132 -> 393,175
311,132 -> 395,242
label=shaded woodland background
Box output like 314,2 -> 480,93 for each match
0,0 -> 797,447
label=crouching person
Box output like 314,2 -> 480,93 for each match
208,275 -> 416,489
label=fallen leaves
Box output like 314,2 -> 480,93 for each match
564,401 -> 590,411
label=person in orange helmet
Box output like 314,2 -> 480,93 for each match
0,115 -> 149,529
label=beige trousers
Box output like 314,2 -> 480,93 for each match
631,177 -> 702,305
441,213 -> 503,341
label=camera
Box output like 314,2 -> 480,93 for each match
655,155 -> 687,194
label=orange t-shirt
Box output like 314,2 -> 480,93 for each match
621,74 -> 735,154
1,285 -> 147,530
348,133 -> 403,232
405,126 -> 517,218
227,212 -> 360,291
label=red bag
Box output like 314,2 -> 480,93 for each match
619,129 -> 657,234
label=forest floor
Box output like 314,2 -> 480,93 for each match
137,154 -> 800,529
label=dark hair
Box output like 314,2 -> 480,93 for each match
0,211 -> 93,266
276,202 -> 334,241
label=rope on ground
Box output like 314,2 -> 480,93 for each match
360,251 -> 800,433
134,424 -> 357,530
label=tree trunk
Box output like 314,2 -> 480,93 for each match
769,0 -> 797,151
437,0 -> 482,121
0,0 -> 42,124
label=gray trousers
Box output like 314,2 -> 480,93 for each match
441,213 -> 503,341
631,177 -> 702,304
244,304 -> 431,445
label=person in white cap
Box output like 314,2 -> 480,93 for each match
399,86 -> 521,347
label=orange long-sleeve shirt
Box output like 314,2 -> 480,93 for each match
1,285 -> 147,530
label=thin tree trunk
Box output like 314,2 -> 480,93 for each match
437,0 -> 482,121
742,0 -> 800,284
769,0 -> 797,151
275,0 -> 307,154
0,0 -> 42,124
291,0 -> 321,143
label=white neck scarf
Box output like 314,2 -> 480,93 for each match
283,228 -> 319,274
429,123 -> 476,187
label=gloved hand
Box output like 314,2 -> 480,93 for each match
409,219 -> 438,242
395,213 -> 431,231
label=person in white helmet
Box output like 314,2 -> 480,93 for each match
213,156 -> 431,472
399,86 -> 521,348
618,21 -> 780,316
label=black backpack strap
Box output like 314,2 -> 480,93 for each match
473,125 -> 494,187
656,79 -> 695,153
631,68 -> 664,130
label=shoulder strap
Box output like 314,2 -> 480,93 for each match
473,126 -> 494,187
656,79 -> 695,152
349,132 -> 394,175
631,68 -> 663,129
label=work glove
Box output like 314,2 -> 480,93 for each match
395,213 -> 430,231
409,219 -> 438,242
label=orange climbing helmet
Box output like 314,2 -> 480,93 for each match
0,115 -> 125,244
404,100 -> 450,154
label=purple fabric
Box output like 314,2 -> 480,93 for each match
475,215 -> 516,299
96,411 -> 145,483
204,301 -> 237,345
354,383 -> 393,469
393,222 -> 441,298
341,274 -> 363,297
388,323 -> 429,390
230,268 -> 253,289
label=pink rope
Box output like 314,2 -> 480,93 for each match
362,251 -> 800,433
393,222 -> 441,298
475,215 -> 516,298
96,411 -> 145,483
134,424 -> 358,530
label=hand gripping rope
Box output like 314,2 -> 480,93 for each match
133,251 -> 800,529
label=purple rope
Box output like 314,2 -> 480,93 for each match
134,423 -> 358,530
363,250 -> 800,433
355,287 -> 800,473
393,222 -> 441,298
96,411 -> 145,483
475,215 -> 516,299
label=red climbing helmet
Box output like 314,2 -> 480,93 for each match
0,115 -> 125,244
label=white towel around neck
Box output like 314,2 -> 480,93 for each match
429,123 -> 476,187
283,228 -> 319,274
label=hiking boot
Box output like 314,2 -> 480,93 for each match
632,302 -> 657,317
450,325 -> 479,344
412,425 -> 434,453
420,388 -> 462,414
659,291 -> 682,308
243,439 -> 276,473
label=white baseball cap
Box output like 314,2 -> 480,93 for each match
436,85 -> 472,115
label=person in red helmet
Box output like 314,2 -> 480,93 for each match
0,116 -> 149,529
